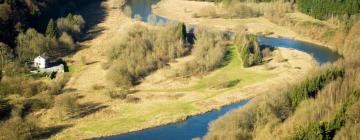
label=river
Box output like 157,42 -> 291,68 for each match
99,0 -> 339,139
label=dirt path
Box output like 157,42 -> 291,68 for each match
65,0 -> 132,91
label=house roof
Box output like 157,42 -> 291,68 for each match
40,53 -> 50,59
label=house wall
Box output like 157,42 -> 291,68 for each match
34,57 -> 47,69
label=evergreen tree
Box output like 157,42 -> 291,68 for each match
241,44 -> 250,67
253,41 -> 262,65
297,0 -> 360,20
176,22 -> 187,42
0,42 -> 10,67
45,19 -> 56,38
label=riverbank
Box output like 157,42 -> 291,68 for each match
152,0 -> 336,50
46,0 -> 317,139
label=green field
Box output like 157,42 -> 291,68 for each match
186,46 -> 271,91
77,45 -> 274,136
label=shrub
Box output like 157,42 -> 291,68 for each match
92,84 -> 104,90
0,42 -> 10,67
48,73 -> 70,95
0,117 -> 38,140
107,64 -> 134,88
125,95 -> 141,103
56,14 -> 85,39
262,47 -> 272,58
224,3 -> 260,18
105,89 -> 129,99
181,28 -> 226,74
58,32 -> 75,50
54,93 -> 79,120
106,24 -> 187,87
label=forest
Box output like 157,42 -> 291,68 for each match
0,0 -> 94,47
297,0 -> 360,20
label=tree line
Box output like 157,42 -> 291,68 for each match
297,0 -> 360,20
106,23 -> 189,88
0,0 -> 93,47
0,13 -> 85,67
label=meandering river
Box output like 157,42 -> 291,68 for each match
100,0 -> 339,139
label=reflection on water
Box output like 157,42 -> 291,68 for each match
127,0 -> 168,24
257,36 -> 340,65
100,100 -> 250,140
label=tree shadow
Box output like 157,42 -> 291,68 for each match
75,102 -> 108,118
85,61 -> 100,65
186,27 -> 196,45
76,0 -> 108,42
34,124 -> 73,139
222,46 -> 235,66
0,99 -> 11,120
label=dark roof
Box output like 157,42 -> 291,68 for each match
40,53 -> 50,59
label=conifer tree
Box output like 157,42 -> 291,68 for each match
45,19 -> 56,38
176,22 -> 187,42
241,44 -> 250,67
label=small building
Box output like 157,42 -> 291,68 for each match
31,54 -> 66,79
34,54 -> 49,69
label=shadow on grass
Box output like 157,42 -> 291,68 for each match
34,124 -> 73,139
75,102 -> 108,118
210,79 -> 241,90
222,46 -> 235,67
76,0 -> 107,42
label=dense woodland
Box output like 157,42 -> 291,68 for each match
297,0 -> 360,20
0,0 -> 94,46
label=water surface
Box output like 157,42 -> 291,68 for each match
127,0 -> 168,24
102,100 -> 250,140
257,36 -> 339,64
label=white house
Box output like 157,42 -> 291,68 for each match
34,55 -> 48,69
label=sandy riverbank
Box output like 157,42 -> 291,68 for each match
152,0 -> 335,50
